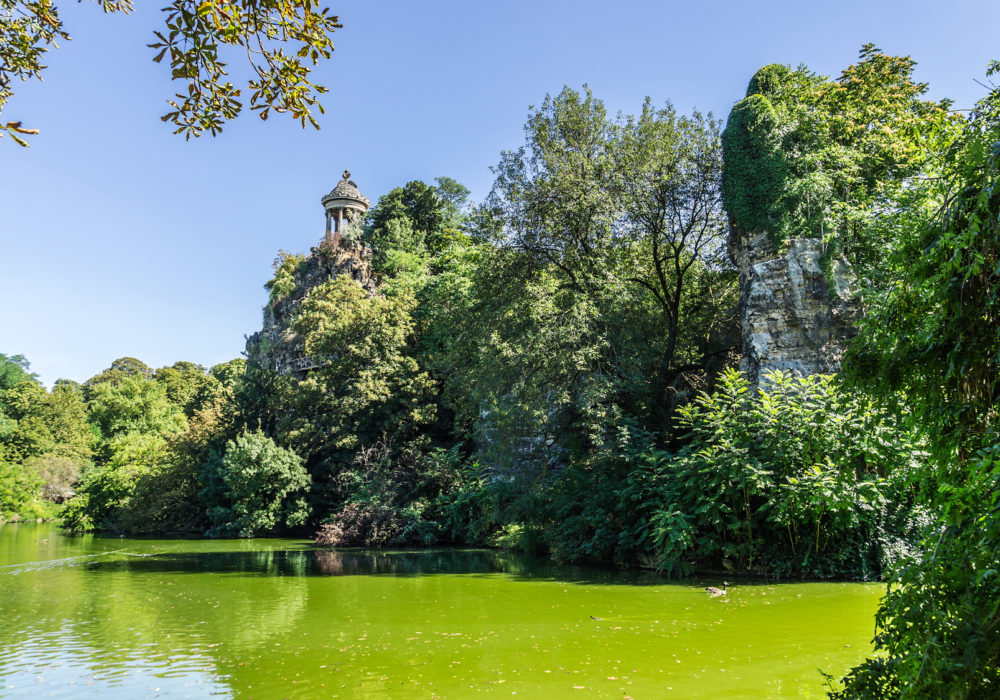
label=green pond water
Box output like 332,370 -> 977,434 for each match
0,523 -> 882,698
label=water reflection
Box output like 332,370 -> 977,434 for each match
76,546 -> 668,585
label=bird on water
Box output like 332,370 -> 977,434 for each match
705,582 -> 728,597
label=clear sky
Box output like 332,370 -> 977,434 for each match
2,0 -> 998,386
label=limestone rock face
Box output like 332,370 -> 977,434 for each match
729,229 -> 861,385
246,237 -> 376,377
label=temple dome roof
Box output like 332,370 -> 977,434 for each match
322,169 -> 370,211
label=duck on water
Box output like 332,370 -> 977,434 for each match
705,582 -> 728,597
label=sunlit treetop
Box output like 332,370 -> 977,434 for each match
721,44 -> 960,281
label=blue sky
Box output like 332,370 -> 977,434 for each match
2,0 -> 998,385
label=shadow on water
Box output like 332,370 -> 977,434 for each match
79,547 -> 673,586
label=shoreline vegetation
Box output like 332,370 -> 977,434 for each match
3,47 -> 999,697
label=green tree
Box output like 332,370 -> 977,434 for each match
0,380 -> 48,461
284,275 -> 436,496
487,87 -> 735,381
38,381 -> 93,461
83,357 -> 154,399
835,66 -> 1000,699
618,100 -> 736,384
155,361 -> 221,416
0,459 -> 42,518
68,431 -> 170,530
1,0 -> 343,145
0,355 -> 91,507
66,371 -> 192,531
0,353 -> 38,390
433,176 -> 472,227
88,374 -> 187,440
485,86 -> 618,292
366,178 -> 470,268
479,86 -> 737,453
369,216 -> 426,276
204,431 -> 310,537
368,181 -> 444,245
409,239 -> 486,439
235,269 -> 443,530
0,379 -> 92,463
210,358 -> 247,395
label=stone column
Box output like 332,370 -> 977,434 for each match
325,210 -> 332,237
336,208 -> 344,235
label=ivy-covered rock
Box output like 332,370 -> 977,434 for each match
721,47 -> 953,384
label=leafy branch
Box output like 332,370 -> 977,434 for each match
0,0 -> 341,146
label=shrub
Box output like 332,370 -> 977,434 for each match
0,459 -> 43,519
265,251 -> 306,303
60,493 -> 93,532
314,521 -> 345,546
204,431 -> 310,537
315,502 -> 403,547
635,369 -> 926,578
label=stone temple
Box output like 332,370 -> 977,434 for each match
245,170 -> 377,378
322,169 -> 371,244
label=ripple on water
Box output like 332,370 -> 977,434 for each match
0,625 -> 231,698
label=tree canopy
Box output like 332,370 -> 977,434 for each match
363,177 -> 472,275
721,45 -> 957,285
484,86 -> 737,414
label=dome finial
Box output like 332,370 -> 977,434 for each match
342,169 -> 351,180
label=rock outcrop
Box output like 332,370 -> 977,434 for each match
729,229 -> 861,385
246,237 -> 376,378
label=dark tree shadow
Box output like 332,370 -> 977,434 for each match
80,547 -> 674,586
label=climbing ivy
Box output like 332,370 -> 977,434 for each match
722,45 -> 957,285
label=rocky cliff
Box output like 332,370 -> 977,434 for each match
721,63 -> 870,384
246,237 -> 376,377
728,228 -> 861,385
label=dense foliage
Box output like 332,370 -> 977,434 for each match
0,354 -> 245,531
638,369 -> 926,579
473,87 -> 737,460
202,431 -> 310,537
363,177 -> 471,275
0,353 -> 88,521
721,45 -> 957,285
832,65 -> 1000,700
6,55 -> 927,570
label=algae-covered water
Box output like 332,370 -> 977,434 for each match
0,523 -> 881,698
